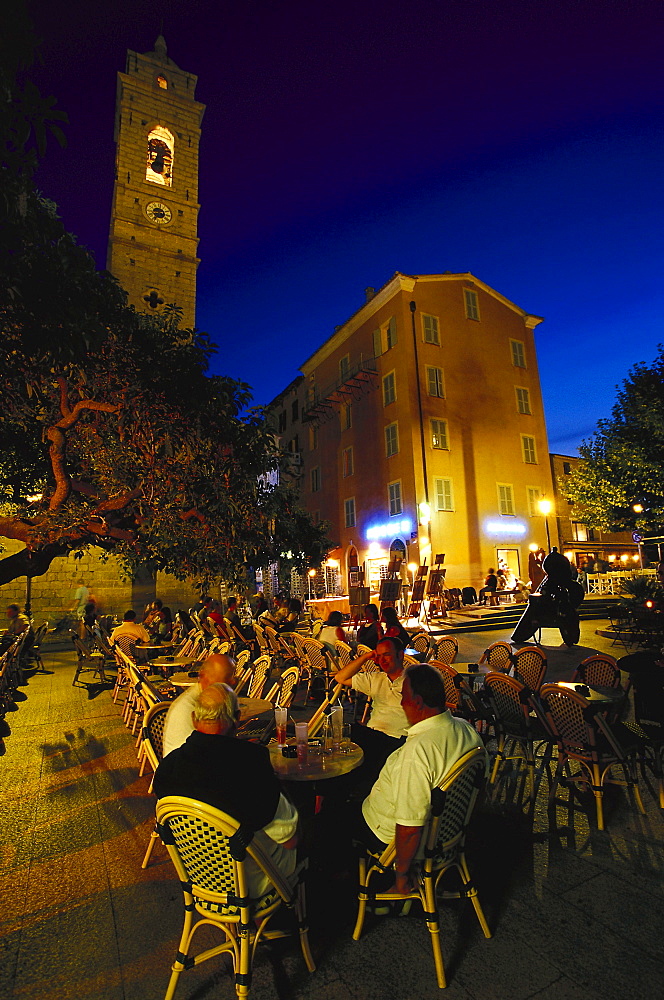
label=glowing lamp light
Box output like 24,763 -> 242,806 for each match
537,499 -> 552,516
368,542 -> 384,556
632,555 -> 640,562
529,543 -> 538,552
308,569 -> 316,577
621,554 -> 629,563
407,562 -> 418,573
645,600 -> 654,609
366,518 -> 412,540
608,554 -> 616,562
485,520 -> 527,537
26,494 -> 44,503
419,535 -> 430,546
326,559 -> 339,568
418,501 -> 431,526
564,551 -> 575,561
633,503 -> 644,513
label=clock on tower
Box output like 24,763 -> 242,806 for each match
107,35 -> 205,328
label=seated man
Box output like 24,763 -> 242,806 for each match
154,682 -> 299,897
109,610 -> 150,660
1,604 -> 33,655
334,637 -> 410,785
162,653 -> 236,757
359,663 -> 486,894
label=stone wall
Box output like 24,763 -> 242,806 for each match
0,538 -> 203,624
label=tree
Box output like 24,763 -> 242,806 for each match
0,6 -> 328,589
563,347 -> 664,534
0,189 -> 328,586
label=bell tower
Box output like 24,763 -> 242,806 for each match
107,36 -> 204,328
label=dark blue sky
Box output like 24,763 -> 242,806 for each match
29,0 -> 664,454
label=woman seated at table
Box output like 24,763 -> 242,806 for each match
156,606 -> 173,642
356,604 -> 383,650
277,598 -> 302,633
380,606 -> 410,649
318,611 -> 348,654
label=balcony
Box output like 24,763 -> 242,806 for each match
302,358 -> 378,422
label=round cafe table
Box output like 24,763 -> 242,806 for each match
556,681 -> 625,706
268,740 -> 363,781
149,656 -> 201,671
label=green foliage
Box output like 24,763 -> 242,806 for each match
563,346 -> 664,534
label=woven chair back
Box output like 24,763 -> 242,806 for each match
334,640 -> 354,668
113,634 -> 137,662
512,647 -> 547,690
484,672 -> 530,730
253,622 -> 270,656
575,655 -> 621,689
143,701 -> 170,763
428,747 -> 488,864
434,636 -> 458,665
410,632 -> 431,656
481,642 -> 513,671
274,665 -> 300,708
540,683 -> 595,750
248,655 -> 271,698
431,661 -> 462,711
303,638 -> 330,676
234,649 -> 251,674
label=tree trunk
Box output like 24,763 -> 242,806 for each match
0,544 -> 68,586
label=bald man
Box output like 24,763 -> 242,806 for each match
162,653 -> 236,757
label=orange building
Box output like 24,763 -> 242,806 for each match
269,272 -> 559,594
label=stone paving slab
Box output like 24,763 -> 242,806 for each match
0,627 -> 662,1000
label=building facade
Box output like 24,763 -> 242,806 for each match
550,453 -> 639,569
107,36 -> 204,328
269,272 -> 559,593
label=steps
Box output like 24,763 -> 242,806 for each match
425,596 -> 619,635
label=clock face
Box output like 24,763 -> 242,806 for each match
145,201 -> 172,224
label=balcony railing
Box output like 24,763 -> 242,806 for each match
302,357 -> 378,422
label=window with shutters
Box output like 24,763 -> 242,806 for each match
309,425 -> 318,450
342,446 -> 354,478
431,418 -> 448,450
344,497 -> 356,528
339,354 -> 350,380
311,467 -> 321,493
464,288 -> 480,320
426,366 -> 445,398
422,313 -> 440,345
383,371 -> 396,406
434,477 -> 454,511
527,487 -> 541,516
341,402 -> 352,430
510,339 -> 526,368
385,422 -> 399,457
388,481 -> 402,516
521,435 -> 537,464
515,386 -> 531,414
497,483 -> 515,516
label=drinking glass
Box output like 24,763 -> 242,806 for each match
294,721 -> 308,765
340,723 -> 352,753
274,706 -> 288,748
330,704 -> 343,751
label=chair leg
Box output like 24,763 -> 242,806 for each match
459,855 -> 491,938
592,762 -> 605,831
141,825 -> 161,868
421,867 -> 446,988
352,857 -> 369,941
296,880 -> 316,972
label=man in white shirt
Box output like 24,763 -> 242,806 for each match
109,610 -> 150,660
360,663 -> 486,894
333,637 -> 409,790
162,653 -> 236,757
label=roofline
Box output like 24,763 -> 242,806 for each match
266,374 -> 304,410
299,271 -> 544,373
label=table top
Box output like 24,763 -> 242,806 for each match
238,697 -> 273,721
268,740 -> 363,781
556,681 -> 625,704
149,655 -> 201,668
451,662 -> 490,676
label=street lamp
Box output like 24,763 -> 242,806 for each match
538,498 -> 552,552
307,568 -> 316,600
632,503 -> 644,568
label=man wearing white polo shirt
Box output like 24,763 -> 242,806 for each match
360,663 -> 486,894
334,638 -> 409,784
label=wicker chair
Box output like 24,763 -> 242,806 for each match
334,640 -> 355,669
540,683 -> 647,830
156,796 -> 315,999
573,654 -> 622,689
432,636 -> 459,665
246,655 -> 272,699
479,641 -> 513,672
410,632 -> 432,658
265,664 -> 301,708
72,634 -> 108,686
352,747 -> 490,989
512,646 -> 547,691
140,701 -> 171,867
483,672 -> 552,803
